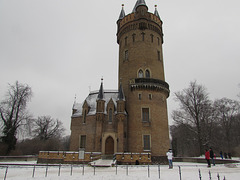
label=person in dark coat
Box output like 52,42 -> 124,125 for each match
209,148 -> 215,166
220,151 -> 223,159
205,149 -> 211,167
224,152 -> 228,159
228,153 -> 232,159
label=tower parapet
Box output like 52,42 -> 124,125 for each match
117,4 -> 163,44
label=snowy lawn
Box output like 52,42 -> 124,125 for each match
0,161 -> 240,180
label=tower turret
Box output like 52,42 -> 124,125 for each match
117,0 -> 170,160
154,5 -> 161,20
118,4 -> 125,21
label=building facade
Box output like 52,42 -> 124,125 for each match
70,0 -> 170,161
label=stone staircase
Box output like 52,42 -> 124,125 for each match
90,155 -> 115,167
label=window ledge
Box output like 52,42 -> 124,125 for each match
142,121 -> 151,126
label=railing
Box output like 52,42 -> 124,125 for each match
37,151 -> 101,164
130,78 -> 169,95
115,152 -> 151,165
0,162 -> 235,179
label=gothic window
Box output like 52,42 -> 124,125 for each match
138,93 -> 142,100
124,50 -> 128,61
157,50 -> 161,61
83,109 -> 87,124
145,69 -> 150,78
150,34 -> 154,43
142,108 -> 149,122
138,69 -> 144,78
143,135 -> 150,150
109,108 -> 113,123
149,94 -> 152,100
141,32 -> 145,41
125,37 -> 128,46
132,33 -> 136,43
157,37 -> 160,45
80,135 -> 86,149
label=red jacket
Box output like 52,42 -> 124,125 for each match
205,151 -> 210,160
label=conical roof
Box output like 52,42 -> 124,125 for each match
132,0 -> 148,12
118,4 -> 125,20
97,78 -> 104,100
117,82 -> 125,101
154,5 -> 161,19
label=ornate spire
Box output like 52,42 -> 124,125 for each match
97,78 -> 104,100
72,94 -> 77,110
154,5 -> 161,19
132,0 -> 148,13
118,4 -> 125,20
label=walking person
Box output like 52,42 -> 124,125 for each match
205,149 -> 211,168
224,152 -> 228,159
209,148 -> 215,166
228,152 -> 232,159
220,151 -> 223,159
166,149 -> 173,169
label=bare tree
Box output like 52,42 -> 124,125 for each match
171,124 -> 199,156
214,98 -> 240,153
32,116 -> 65,140
172,81 -> 213,155
0,81 -> 32,154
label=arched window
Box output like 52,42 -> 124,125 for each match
124,50 -> 128,61
109,108 -> 113,123
138,69 -> 144,78
145,69 -> 150,78
132,33 -> 136,43
83,110 -> 87,124
150,34 -> 154,43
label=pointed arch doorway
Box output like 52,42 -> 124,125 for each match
105,136 -> 114,155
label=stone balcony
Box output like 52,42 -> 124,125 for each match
129,78 -> 170,97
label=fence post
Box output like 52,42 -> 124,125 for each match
32,165 -> 36,178
70,164 -> 73,176
126,163 -> 128,176
178,166 -> 182,180
158,164 -> 160,179
217,173 -> 220,180
94,162 -> 96,175
4,166 -> 8,180
82,164 -> 84,175
198,169 -> 202,180
148,163 -> 150,178
45,165 -> 48,177
209,170 -> 212,180
58,164 -> 61,176
116,164 -> 118,175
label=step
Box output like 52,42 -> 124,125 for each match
90,159 -> 115,167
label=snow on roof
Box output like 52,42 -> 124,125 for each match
72,90 -> 119,117
72,103 -> 82,110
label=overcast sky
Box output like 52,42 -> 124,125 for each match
0,0 -> 239,136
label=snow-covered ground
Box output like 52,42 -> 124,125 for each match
0,161 -> 240,180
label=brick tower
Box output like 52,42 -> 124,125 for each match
117,0 -> 170,159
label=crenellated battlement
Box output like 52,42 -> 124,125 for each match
118,12 -> 162,28
117,12 -> 163,44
